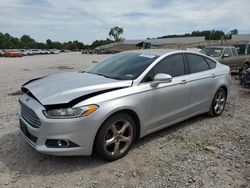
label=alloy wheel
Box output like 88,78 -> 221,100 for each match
104,120 -> 133,156
214,90 -> 226,114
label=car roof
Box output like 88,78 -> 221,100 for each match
123,49 -> 178,56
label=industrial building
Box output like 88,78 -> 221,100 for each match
95,36 -> 205,52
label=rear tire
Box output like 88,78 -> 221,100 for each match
94,113 -> 136,161
208,88 -> 227,117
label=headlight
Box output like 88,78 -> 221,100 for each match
43,105 -> 98,119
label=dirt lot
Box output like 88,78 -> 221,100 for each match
0,53 -> 249,188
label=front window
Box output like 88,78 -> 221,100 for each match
200,48 -> 223,57
87,53 -> 159,80
154,54 -> 186,77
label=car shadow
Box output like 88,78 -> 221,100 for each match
0,114 -> 210,176
0,131 -> 106,176
132,113 -> 210,149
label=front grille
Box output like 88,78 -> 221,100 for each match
20,119 -> 38,143
20,102 -> 41,128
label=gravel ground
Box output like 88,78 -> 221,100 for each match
0,53 -> 249,188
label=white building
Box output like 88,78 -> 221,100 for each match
232,34 -> 250,42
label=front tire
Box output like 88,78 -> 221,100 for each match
208,88 -> 227,117
94,113 -> 136,161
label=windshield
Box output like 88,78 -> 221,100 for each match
87,53 -> 159,80
200,48 -> 223,57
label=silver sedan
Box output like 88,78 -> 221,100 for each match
19,49 -> 231,161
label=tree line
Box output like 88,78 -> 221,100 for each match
0,27 -> 124,50
158,29 -> 238,40
0,28 -> 238,50
0,32 -> 116,50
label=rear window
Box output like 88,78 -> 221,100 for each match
205,57 -> 216,69
200,48 -> 223,57
187,54 -> 210,73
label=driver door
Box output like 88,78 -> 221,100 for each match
143,53 -> 191,133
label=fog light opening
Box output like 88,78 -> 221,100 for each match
46,139 -> 80,148
57,139 -> 70,148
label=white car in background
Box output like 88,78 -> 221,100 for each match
31,49 -> 42,55
0,49 -> 4,56
50,49 -> 60,54
20,49 -> 33,56
41,49 -> 50,54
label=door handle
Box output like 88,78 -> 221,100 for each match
181,80 -> 187,84
211,74 -> 216,78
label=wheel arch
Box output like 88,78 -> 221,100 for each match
220,85 -> 228,97
92,108 -> 141,154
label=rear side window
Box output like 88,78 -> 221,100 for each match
187,54 -> 210,73
205,57 -> 216,69
222,48 -> 232,57
154,54 -> 185,77
231,48 -> 237,56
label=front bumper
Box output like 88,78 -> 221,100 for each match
19,94 -> 102,156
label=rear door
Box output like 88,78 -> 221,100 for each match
185,53 -> 217,114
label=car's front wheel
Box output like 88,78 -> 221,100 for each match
94,113 -> 136,161
208,88 -> 227,116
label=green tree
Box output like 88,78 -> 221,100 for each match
20,35 -> 37,48
46,39 -> 53,49
230,29 -> 238,35
109,26 -> 124,41
225,29 -> 238,39
90,38 -> 114,49
159,30 -> 226,40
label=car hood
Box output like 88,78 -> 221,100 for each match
22,72 -> 132,106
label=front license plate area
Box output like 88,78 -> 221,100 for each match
20,119 -> 27,135
19,119 -> 38,143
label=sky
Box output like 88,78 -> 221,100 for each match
1,0 -> 250,44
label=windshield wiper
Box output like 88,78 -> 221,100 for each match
87,71 -> 126,80
95,73 -> 114,79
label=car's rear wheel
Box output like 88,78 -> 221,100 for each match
208,88 -> 227,117
94,113 -> 136,161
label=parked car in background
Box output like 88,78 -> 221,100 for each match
0,49 -> 4,57
30,49 -> 42,55
20,49 -> 32,56
41,49 -> 50,54
19,49 -> 231,161
4,50 -> 23,57
201,46 -> 250,72
50,49 -> 60,54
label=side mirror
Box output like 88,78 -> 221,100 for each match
150,73 -> 172,87
222,54 -> 229,58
